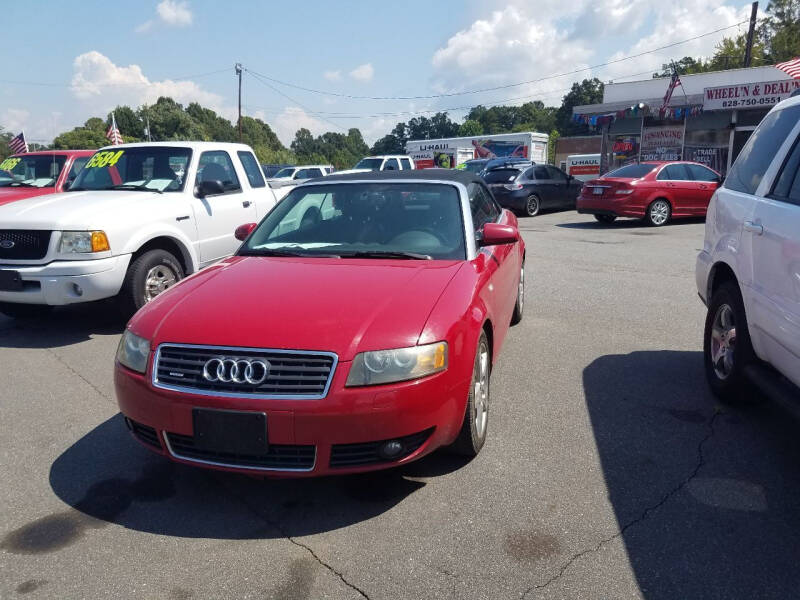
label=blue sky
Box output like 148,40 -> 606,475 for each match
2,0 -> 756,145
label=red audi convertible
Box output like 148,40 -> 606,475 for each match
114,170 -> 525,476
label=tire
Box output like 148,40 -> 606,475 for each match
0,302 -> 53,320
119,249 -> 184,315
594,214 -> 617,224
523,194 -> 541,217
510,263 -> 524,326
451,331 -> 491,457
645,199 -> 671,227
703,281 -> 757,403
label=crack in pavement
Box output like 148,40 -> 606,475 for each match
209,473 -> 371,599
46,348 -> 113,404
521,410 -> 721,599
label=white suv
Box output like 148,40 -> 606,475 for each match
696,94 -> 800,402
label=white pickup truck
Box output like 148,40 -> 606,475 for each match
0,141 -> 278,318
336,155 -> 415,175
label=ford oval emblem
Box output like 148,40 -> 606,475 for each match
0,240 -> 14,249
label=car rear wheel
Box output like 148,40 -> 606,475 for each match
510,263 -> 524,325
119,249 -> 184,315
645,199 -> 671,227
524,194 -> 540,217
703,281 -> 757,403
0,302 -> 53,320
594,214 -> 617,224
451,331 -> 490,457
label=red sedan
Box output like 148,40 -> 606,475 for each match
114,170 -> 525,476
576,161 -> 722,226
0,150 -> 94,206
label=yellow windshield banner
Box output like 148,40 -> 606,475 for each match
0,157 -> 21,171
85,150 -> 124,168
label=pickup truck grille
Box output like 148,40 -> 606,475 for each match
153,344 -> 337,399
0,230 -> 52,260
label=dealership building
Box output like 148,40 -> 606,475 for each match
571,65 -> 800,174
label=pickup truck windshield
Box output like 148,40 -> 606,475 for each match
0,155 -> 67,188
273,168 -> 295,179
70,147 -> 192,192
354,158 -> 384,171
241,182 -> 466,260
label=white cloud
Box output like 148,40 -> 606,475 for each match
349,63 -> 374,82
69,51 -> 225,112
324,70 -> 342,82
1,108 -> 30,134
135,20 -> 154,33
156,0 -> 193,26
272,107 -> 331,146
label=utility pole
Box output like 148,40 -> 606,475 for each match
235,63 -> 243,142
744,1 -> 759,68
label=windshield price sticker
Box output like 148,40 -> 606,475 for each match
0,157 -> 21,171
86,150 -> 124,169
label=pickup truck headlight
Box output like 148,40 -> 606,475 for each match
116,330 -> 151,374
346,342 -> 447,387
59,231 -> 110,253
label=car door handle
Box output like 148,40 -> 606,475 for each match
242,200 -> 252,208
743,221 -> 764,235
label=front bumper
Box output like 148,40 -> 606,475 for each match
576,196 -> 644,218
115,359 -> 469,477
0,255 -> 130,305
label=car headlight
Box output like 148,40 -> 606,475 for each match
346,341 -> 447,387
59,231 -> 110,253
116,330 -> 151,373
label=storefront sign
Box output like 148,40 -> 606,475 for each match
684,146 -> 728,173
641,126 -> 684,161
611,135 -> 639,165
703,79 -> 800,111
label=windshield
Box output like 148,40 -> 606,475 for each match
605,164 -> 658,179
0,155 -> 67,188
273,167 -> 295,178
354,158 -> 384,171
70,147 -> 192,192
484,168 -> 523,183
241,183 -> 466,260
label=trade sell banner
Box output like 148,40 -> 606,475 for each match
703,79 -> 800,111
641,126 -> 684,161
685,146 -> 729,173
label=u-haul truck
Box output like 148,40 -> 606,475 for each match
566,154 -> 601,182
407,132 -> 548,169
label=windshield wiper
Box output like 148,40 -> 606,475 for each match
239,248 -> 342,258
340,250 -> 432,260
10,181 -> 36,187
109,184 -> 163,194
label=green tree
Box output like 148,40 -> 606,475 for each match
459,119 -> 483,136
84,117 -> 106,132
142,97 -> 204,141
763,0 -> 800,62
0,126 -> 12,161
548,129 -> 560,165
555,78 -> 604,136
109,105 -> 143,138
52,126 -> 108,149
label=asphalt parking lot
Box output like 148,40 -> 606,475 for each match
2,210 -> 799,600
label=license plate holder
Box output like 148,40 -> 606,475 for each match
593,187 -> 604,195
0,270 -> 23,292
192,408 -> 268,455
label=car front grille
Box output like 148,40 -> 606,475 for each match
329,428 -> 434,468
0,230 -> 52,260
164,432 -> 316,471
125,418 -> 162,450
153,344 -> 337,399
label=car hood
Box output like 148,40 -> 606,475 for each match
136,255 -> 464,361
0,189 -> 174,229
0,187 -> 55,205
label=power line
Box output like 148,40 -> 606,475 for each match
244,21 -> 750,101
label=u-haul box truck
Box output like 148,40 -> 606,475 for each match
566,154 -> 601,182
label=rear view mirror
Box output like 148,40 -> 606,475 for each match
235,222 -> 257,241
196,179 -> 225,197
479,223 -> 519,246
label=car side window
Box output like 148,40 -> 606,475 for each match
384,158 -> 400,171
237,151 -> 266,188
547,166 -> 568,182
469,183 -> 500,234
197,151 -> 241,193
770,134 -> 800,206
687,164 -> 719,182
726,104 -> 800,195
657,164 -> 690,180
400,158 -> 412,170
66,157 -> 89,185
534,166 -> 549,180
521,167 -> 534,180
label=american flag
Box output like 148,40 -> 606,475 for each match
776,57 -> 800,80
8,131 -> 28,154
106,113 -> 123,145
661,71 -> 682,111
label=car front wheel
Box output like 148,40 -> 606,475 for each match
119,249 -> 184,315
510,263 -> 524,325
451,331 -> 490,456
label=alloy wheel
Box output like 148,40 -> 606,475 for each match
710,303 -> 736,380
526,196 -> 540,217
650,200 -> 670,226
517,267 -> 524,313
473,343 -> 490,438
144,264 -> 178,302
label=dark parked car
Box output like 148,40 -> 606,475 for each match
261,163 -> 294,178
485,164 -> 583,217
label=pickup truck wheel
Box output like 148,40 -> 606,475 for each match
450,332 -> 490,457
119,249 -> 184,314
0,303 -> 53,320
594,214 -> 617,224
703,281 -> 757,403
645,199 -> 671,226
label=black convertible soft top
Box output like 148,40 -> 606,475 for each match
320,168 -> 483,186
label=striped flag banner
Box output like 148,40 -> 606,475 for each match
776,57 -> 800,80
661,71 -> 682,111
106,113 -> 123,145
8,131 -> 28,154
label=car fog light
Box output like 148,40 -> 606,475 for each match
378,440 -> 404,459
72,283 -> 83,296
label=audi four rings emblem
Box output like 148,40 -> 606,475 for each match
203,358 -> 270,385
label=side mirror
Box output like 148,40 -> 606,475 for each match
479,222 -> 519,246
234,222 -> 257,241
196,179 -> 225,197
